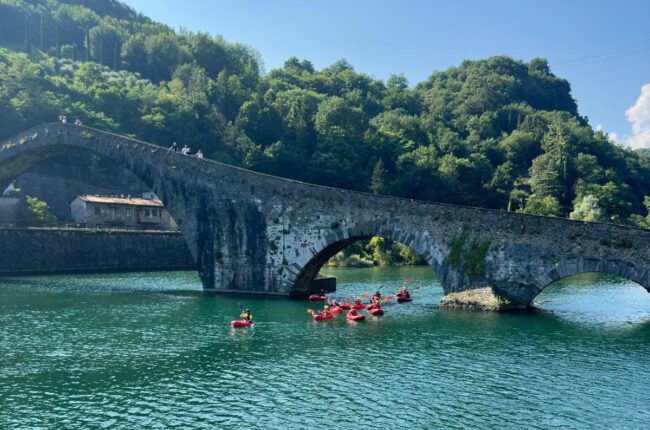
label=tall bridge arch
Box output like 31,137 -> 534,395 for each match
1,123 -> 648,310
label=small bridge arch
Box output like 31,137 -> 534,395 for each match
522,256 -> 650,306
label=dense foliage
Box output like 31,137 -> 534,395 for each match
1,0 -> 648,228
24,195 -> 57,225
328,237 -> 425,267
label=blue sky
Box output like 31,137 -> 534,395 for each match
123,0 -> 650,148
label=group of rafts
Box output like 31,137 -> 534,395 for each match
230,279 -> 414,328
306,285 -> 412,322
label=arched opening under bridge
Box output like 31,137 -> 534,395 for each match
289,235 -> 438,298
531,272 -> 650,323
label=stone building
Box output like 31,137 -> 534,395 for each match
70,194 -> 176,230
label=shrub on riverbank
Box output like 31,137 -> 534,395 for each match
327,237 -> 426,267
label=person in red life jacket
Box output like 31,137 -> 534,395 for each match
317,305 -> 332,318
372,289 -> 382,303
370,292 -> 383,309
347,308 -> 361,318
397,286 -> 411,299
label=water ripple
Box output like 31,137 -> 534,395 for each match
1,269 -> 650,429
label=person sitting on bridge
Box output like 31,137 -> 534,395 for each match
240,309 -> 253,322
168,141 -> 178,153
195,149 -> 204,159
181,144 -> 191,155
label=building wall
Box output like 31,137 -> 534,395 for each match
70,198 -> 86,223
15,170 -> 147,221
70,198 -> 173,229
0,228 -> 195,275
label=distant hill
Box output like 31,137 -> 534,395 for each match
0,0 -> 648,227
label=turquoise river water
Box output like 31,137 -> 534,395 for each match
1,267 -> 649,429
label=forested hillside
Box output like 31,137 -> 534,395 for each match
1,0 -> 649,228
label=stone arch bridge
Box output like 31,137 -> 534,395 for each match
1,123 -> 648,310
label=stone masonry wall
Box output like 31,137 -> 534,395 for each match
0,228 -> 194,275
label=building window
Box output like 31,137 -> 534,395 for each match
144,210 -> 149,217
95,207 -> 101,215
126,208 -> 132,216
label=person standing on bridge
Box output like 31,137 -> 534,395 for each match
168,141 -> 178,153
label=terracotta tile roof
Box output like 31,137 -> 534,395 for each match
78,195 -> 164,207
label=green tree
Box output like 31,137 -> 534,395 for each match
188,32 -> 227,77
370,159 -> 387,195
144,32 -> 187,82
518,194 -> 562,217
24,195 -> 57,226
121,33 -> 147,75
570,194 -> 604,222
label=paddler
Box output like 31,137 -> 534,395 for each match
347,308 -> 361,318
372,289 -> 382,303
240,308 -> 253,322
370,293 -> 382,309
322,304 -> 332,317
397,286 -> 410,299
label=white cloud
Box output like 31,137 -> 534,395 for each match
625,84 -> 650,149
595,124 -> 603,132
